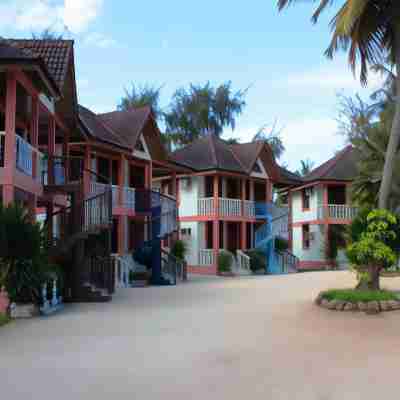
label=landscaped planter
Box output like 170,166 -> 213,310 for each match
315,291 -> 400,314
217,271 -> 236,277
9,303 -> 40,318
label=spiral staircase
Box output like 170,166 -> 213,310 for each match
254,203 -> 299,274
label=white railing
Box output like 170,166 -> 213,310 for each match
198,197 -> 256,218
219,198 -> 242,217
317,204 -> 358,220
199,249 -> 214,266
243,200 -> 255,218
89,181 -> 109,197
198,197 -> 214,216
236,250 -> 251,271
123,187 -> 135,209
272,213 -> 289,239
0,132 -> 43,180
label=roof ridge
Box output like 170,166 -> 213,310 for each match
306,145 -> 353,180
79,104 -> 131,149
228,141 -> 251,173
98,105 -> 151,117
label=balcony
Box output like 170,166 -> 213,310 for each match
0,132 -> 44,183
197,197 -> 256,218
199,249 -> 214,266
89,182 -> 136,209
317,204 -> 358,221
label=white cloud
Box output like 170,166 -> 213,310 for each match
225,117 -> 346,172
83,32 -> 118,48
62,0 -> 103,33
0,0 -> 103,34
282,62 -> 384,93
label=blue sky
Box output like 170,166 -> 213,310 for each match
0,0 -> 382,171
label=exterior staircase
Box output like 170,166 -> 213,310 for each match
254,203 -> 299,274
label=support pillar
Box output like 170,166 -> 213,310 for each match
83,145 -> 91,196
3,72 -> 17,205
241,178 -> 247,249
323,184 -> 330,269
48,117 -> 56,185
213,175 -> 220,271
118,215 -> 125,255
118,155 -> 125,207
266,179 -> 273,203
31,97 -> 39,181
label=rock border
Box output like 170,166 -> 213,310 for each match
315,292 -> 400,314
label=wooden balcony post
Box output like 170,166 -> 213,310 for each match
266,179 -> 273,203
31,97 -> 39,181
213,175 -> 219,217
63,130 -> 70,182
3,72 -> 17,204
48,117 -> 56,185
118,155 -> 125,207
83,145 -> 91,196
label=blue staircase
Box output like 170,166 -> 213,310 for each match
254,203 -> 298,275
133,190 -> 178,285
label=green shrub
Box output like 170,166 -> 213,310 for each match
346,209 -> 400,290
217,251 -> 233,273
275,237 -> 289,252
322,289 -> 398,303
245,250 -> 266,272
0,313 -> 10,327
171,240 -> 187,261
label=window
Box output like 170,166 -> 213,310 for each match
253,162 -> 262,173
181,228 -> 192,236
135,139 -> 145,152
302,224 -> 310,249
302,188 -> 311,210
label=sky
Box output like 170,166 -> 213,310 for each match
0,0 -> 384,171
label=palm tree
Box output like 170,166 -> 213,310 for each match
118,83 -> 163,120
296,159 -> 315,177
277,0 -> 400,210
252,121 -> 286,160
164,82 -> 246,146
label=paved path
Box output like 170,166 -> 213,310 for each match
2,271 -> 400,400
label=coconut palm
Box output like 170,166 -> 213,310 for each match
277,0 -> 400,209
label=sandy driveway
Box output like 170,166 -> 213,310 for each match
1,271 -> 400,400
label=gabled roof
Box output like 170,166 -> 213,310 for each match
304,145 -> 359,182
0,39 -> 60,95
78,105 -> 130,150
229,141 -> 264,172
278,166 -> 303,186
97,107 -> 152,149
3,39 -> 73,91
171,134 -> 244,173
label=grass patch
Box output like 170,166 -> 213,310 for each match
0,313 -> 10,327
322,289 -> 398,303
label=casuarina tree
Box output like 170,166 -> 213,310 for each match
277,1 -> 400,210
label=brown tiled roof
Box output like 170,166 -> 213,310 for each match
97,107 -> 151,149
78,105 -> 130,149
171,135 -> 244,173
3,39 -> 73,90
230,141 -> 264,172
278,166 -> 303,185
304,145 -> 359,182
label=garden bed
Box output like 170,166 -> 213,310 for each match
0,313 -> 10,327
315,289 -> 400,314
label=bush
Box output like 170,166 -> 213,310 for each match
275,237 -> 289,252
245,249 -> 266,272
0,313 -> 10,327
171,240 -> 187,261
322,289 -> 398,303
0,203 -> 61,305
217,251 -> 233,273
346,209 -> 400,290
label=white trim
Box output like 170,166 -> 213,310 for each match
133,133 -> 151,161
250,158 -> 268,178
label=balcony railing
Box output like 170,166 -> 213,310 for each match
0,132 -> 44,182
197,197 -> 256,218
199,249 -> 214,266
89,182 -> 136,210
317,204 -> 358,221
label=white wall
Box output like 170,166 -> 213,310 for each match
179,176 -> 202,217
292,224 -> 326,262
292,186 -> 322,223
180,221 -> 200,265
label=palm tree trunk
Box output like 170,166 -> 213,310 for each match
378,27 -> 400,209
